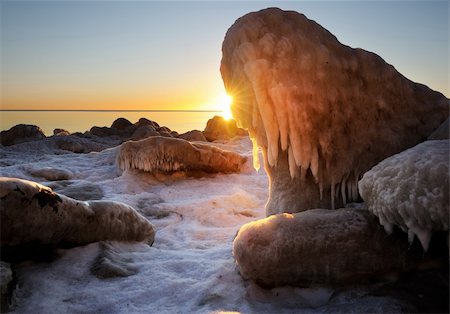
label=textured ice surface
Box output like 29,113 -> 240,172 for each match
221,8 -> 448,212
0,135 -> 418,313
359,140 -> 449,251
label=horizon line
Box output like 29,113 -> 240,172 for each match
0,109 -> 223,112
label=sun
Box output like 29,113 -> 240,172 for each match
218,93 -> 233,120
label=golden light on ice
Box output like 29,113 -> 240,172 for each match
218,93 -> 233,120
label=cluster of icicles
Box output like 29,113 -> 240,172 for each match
118,151 -> 184,173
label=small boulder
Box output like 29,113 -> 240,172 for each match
203,116 -> 247,141
135,117 -> 158,129
0,177 -> 155,248
117,136 -> 247,174
111,118 -> 133,131
233,209 -> 419,288
131,125 -> 160,141
53,128 -> 70,136
29,167 -> 72,181
0,124 -> 45,146
158,131 -> 173,138
89,126 -> 117,137
178,130 -> 207,142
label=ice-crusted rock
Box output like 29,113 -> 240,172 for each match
358,140 -> 449,251
117,136 -> 247,174
0,177 -> 155,248
135,117 -> 159,129
179,130 -> 207,142
28,167 -> 72,181
0,124 -> 46,146
203,116 -> 247,141
233,209 -> 419,287
53,128 -> 70,136
111,117 -> 133,131
221,8 -> 449,215
131,125 -> 160,141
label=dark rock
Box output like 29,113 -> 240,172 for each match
53,128 -> 70,136
131,125 -> 160,141
203,116 -> 247,141
178,130 -> 207,142
111,118 -> 133,130
0,124 -> 45,146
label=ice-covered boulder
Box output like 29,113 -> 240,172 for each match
0,177 -> 155,248
203,116 -> 248,141
221,8 -> 449,215
178,130 -> 207,142
135,117 -> 159,129
0,124 -> 46,146
131,125 -> 160,141
233,209 -> 418,287
117,136 -> 247,174
53,128 -> 70,136
29,167 -> 72,181
111,117 -> 133,131
358,140 -> 449,251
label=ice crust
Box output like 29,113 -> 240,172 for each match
221,8 -> 448,210
359,140 -> 449,251
0,136 -> 413,313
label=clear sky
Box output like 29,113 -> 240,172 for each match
1,0 -> 448,111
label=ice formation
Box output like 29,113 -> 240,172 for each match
117,136 -> 247,174
221,8 -> 449,214
0,177 -> 155,247
233,209 -> 418,287
358,140 -> 449,251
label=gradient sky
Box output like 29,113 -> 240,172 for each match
1,0 -> 448,111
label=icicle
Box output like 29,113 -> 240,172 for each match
340,177 -> 347,205
251,138 -> 260,171
319,182 -> 323,201
382,221 -> 394,235
288,145 -> 296,179
330,181 -> 335,210
310,147 -> 319,183
411,225 -> 432,252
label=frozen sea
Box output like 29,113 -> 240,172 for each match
0,134 -> 432,313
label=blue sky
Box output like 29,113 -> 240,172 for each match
1,0 -> 448,110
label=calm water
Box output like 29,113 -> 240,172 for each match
0,111 -> 222,136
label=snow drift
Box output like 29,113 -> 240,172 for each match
221,7 -> 449,214
117,136 -> 247,174
0,177 -> 155,248
358,140 -> 449,251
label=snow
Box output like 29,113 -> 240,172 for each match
358,140 -> 449,251
0,136 -> 416,313
220,8 -> 448,211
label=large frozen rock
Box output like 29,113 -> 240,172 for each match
0,177 -> 155,248
203,116 -> 248,141
358,140 -> 449,251
117,136 -> 247,174
233,209 -> 418,287
0,124 -> 46,146
221,8 -> 449,215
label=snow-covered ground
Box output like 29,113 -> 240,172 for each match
1,137 -> 417,313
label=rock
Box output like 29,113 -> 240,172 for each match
48,181 -> 104,201
111,118 -> 133,131
358,140 -> 449,251
54,136 -> 112,153
428,117 -> 449,140
29,167 -> 72,181
233,209 -> 419,288
0,177 -> 155,248
157,126 -> 172,133
170,131 -> 179,137
89,126 -> 117,137
131,125 -> 160,141
117,136 -> 247,174
53,128 -> 70,136
91,241 -> 138,279
178,130 -> 207,142
0,124 -> 46,146
135,117 -> 158,129
221,8 -> 449,215
203,116 -> 247,141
